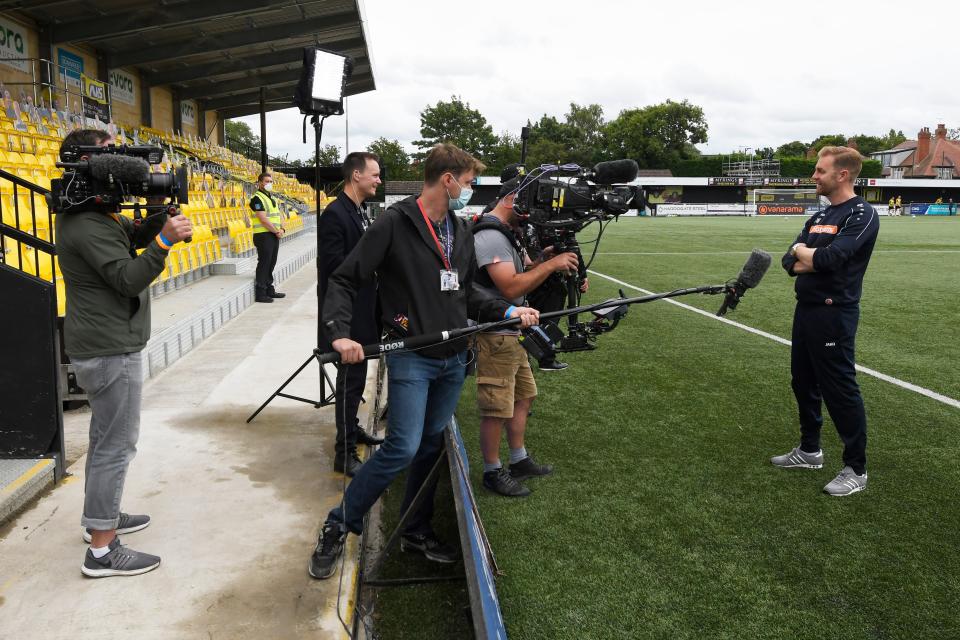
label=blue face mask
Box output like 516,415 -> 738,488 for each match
446,176 -> 473,210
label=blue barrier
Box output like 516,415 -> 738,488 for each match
446,418 -> 508,640
909,203 -> 958,216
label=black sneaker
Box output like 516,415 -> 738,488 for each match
400,532 -> 458,564
81,537 -> 161,578
255,295 -> 274,303
483,467 -> 531,497
334,451 -> 363,477
509,456 -> 554,481
355,427 -> 384,446
538,359 -> 569,371
308,522 -> 347,580
268,291 -> 286,298
82,512 -> 151,544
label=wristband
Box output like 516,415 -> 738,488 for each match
505,305 -> 516,319
155,233 -> 173,251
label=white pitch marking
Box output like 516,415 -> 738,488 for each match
596,250 -> 960,256
588,269 -> 960,411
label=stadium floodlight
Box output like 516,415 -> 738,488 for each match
293,47 -> 353,116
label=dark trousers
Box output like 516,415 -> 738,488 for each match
791,303 -> 868,474
334,360 -> 369,458
252,232 -> 280,295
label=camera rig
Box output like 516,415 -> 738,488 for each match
504,152 -> 643,356
49,144 -> 189,225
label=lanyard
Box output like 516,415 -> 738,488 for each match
417,198 -> 453,270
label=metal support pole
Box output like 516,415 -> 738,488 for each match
259,87 -> 267,173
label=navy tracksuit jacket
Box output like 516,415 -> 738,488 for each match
781,196 -> 880,474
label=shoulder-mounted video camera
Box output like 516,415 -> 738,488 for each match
49,144 -> 189,215
510,159 -> 641,231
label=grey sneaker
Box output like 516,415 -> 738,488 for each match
770,447 -> 823,469
81,537 -> 161,578
82,512 -> 151,543
823,466 -> 868,496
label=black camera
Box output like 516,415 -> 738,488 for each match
49,144 -> 189,215
512,159 -> 641,229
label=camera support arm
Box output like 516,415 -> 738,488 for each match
315,283 -> 729,364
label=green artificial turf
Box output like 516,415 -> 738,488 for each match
374,215 -> 960,640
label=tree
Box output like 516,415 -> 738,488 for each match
775,141 -> 808,158
601,99 -> 708,169
368,137 -> 416,181
224,119 -> 261,161
483,131 -> 522,176
879,128 -> 907,148
564,103 -> 605,166
413,95 -> 496,159
808,134 -> 846,153
316,144 -> 341,167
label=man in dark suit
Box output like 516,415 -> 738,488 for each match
319,151 -> 385,476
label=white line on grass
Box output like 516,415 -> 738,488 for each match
597,250 -> 960,255
588,269 -> 960,410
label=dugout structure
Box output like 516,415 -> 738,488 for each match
750,188 -> 822,216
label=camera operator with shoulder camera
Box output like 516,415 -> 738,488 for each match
472,178 -> 579,497
55,129 -> 192,577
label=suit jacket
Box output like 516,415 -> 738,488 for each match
318,191 -> 380,348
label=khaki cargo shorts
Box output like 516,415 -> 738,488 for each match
475,333 -> 538,419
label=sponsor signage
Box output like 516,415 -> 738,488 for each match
81,74 -> 107,103
57,48 -> 84,93
708,177 -> 745,186
764,177 -> 799,186
109,68 -> 136,106
757,204 -> 807,215
181,100 -> 196,126
0,17 -> 29,73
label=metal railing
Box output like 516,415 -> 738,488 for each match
0,57 -> 112,123
0,167 -> 56,285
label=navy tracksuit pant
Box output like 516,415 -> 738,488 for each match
791,303 -> 867,474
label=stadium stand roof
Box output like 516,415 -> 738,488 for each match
7,0 -> 376,119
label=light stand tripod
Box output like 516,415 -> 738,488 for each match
247,114 -> 336,423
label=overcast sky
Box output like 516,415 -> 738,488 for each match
237,0 -> 960,163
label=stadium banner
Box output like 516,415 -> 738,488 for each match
81,74 -> 109,123
0,16 -> 29,73
109,68 -> 137,106
181,100 -> 196,126
757,203 -> 807,215
910,203 -> 956,216
708,177 -> 745,186
657,203 -> 751,216
647,185 -> 683,203
57,48 -> 84,94
446,418 -> 508,640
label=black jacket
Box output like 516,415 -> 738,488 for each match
323,195 -> 510,358
781,196 -> 879,306
318,191 -> 380,347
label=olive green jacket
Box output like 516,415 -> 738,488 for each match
56,210 -> 168,358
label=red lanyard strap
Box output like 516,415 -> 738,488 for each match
417,198 -> 452,270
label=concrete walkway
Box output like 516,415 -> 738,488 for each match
0,259 -> 372,639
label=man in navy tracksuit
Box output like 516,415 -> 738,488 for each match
773,146 -> 880,497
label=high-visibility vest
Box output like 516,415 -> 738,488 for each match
250,190 -> 283,234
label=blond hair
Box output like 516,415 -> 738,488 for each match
818,146 -> 863,182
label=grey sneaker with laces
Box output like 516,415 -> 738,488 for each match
82,512 -> 151,543
81,537 -> 161,578
823,466 -> 868,496
770,447 -> 824,469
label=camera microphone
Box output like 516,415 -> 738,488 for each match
587,159 -> 639,184
88,154 -> 151,183
717,249 -> 771,316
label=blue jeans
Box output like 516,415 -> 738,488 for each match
327,350 -> 467,535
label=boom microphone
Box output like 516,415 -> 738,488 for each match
587,159 -> 639,184
88,154 -> 151,183
716,249 -> 771,316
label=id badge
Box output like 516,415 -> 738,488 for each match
440,269 -> 460,291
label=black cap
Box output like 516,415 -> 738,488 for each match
497,163 -> 526,197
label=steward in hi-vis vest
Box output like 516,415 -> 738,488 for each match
249,172 -> 286,302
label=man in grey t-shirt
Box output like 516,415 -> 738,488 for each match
472,188 -> 579,497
